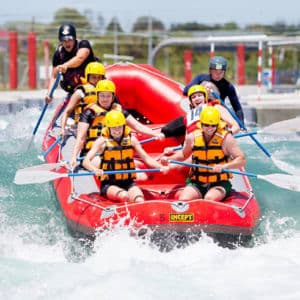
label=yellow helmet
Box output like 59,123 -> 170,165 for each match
187,85 -> 208,102
84,62 -> 106,80
96,79 -> 116,93
200,106 -> 220,125
105,110 -> 126,128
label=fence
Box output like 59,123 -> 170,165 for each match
1,30 -> 300,90
0,31 -> 50,90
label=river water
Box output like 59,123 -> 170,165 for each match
0,105 -> 300,300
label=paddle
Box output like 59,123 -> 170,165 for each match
23,134 -> 160,171
212,93 -> 299,135
27,73 -> 61,150
159,132 -> 258,156
212,91 -> 270,152
19,162 -> 67,172
20,135 -> 159,174
38,136 -> 63,162
14,168 -> 161,185
75,136 -> 160,161
211,91 -> 297,174
139,137 -> 157,144
234,131 -> 257,138
259,116 -> 300,135
169,160 -> 300,192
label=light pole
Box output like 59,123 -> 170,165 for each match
113,17 -> 118,63
147,16 -> 152,65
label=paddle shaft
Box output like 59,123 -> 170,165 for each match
40,136 -> 63,159
234,131 -> 257,138
164,131 -> 257,154
32,73 -> 61,136
32,103 -> 48,135
77,137 -> 159,161
169,160 -> 300,192
14,167 -> 162,185
49,72 -> 62,98
68,168 -> 161,177
212,91 -> 271,158
139,137 -> 157,144
15,161 -> 300,191
169,160 -> 258,178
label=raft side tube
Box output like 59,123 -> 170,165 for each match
106,63 -> 186,123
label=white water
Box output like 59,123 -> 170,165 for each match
1,106 -> 300,300
0,225 -> 299,300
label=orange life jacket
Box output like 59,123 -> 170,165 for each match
74,83 -> 97,123
190,126 -> 232,183
100,126 -> 136,181
84,103 -> 122,151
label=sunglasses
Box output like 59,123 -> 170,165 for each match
61,36 -> 75,41
202,123 -> 217,128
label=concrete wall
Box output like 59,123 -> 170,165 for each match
0,86 -> 299,127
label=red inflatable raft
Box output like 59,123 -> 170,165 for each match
42,63 -> 260,250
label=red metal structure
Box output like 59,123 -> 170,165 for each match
28,32 -> 37,89
184,50 -> 192,84
237,43 -> 245,85
43,40 -> 50,88
9,31 -> 18,89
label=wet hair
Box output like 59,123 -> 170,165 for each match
201,81 -> 220,101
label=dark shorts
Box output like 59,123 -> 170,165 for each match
100,179 -> 136,197
186,178 -> 232,199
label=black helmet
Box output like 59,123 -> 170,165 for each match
58,24 -> 76,41
209,56 -> 227,71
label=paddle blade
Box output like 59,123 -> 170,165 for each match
258,173 -> 300,192
19,163 -> 65,172
272,157 -> 300,176
14,170 -> 67,185
262,117 -> 300,135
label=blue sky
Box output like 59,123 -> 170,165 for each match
1,0 -> 300,32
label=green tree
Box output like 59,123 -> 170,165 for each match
106,17 -> 123,33
223,22 -> 239,30
51,7 -> 92,30
132,16 -> 165,32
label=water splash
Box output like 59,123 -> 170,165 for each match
272,157 -> 300,175
1,106 -> 300,300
